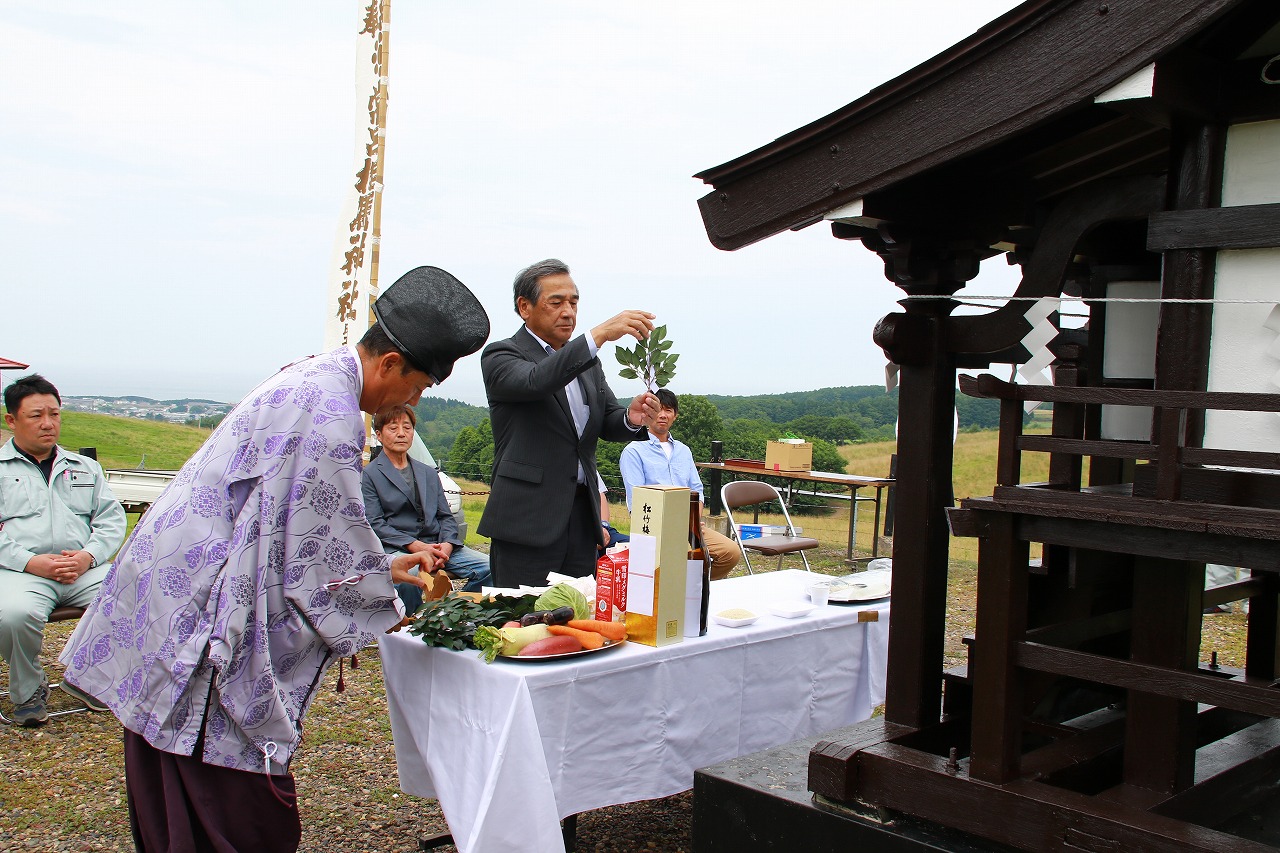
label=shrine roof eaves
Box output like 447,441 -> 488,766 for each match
693,0 -> 1247,251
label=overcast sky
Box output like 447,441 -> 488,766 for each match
2,1 -> 1023,407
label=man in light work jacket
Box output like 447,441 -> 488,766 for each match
0,373 -> 125,725
479,258 -> 659,587
619,389 -> 741,579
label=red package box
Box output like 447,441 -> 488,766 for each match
594,549 -> 629,622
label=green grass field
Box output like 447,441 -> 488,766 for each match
837,419 -> 1056,563
58,411 -> 210,470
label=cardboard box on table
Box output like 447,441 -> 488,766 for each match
737,523 -> 803,540
765,440 -> 812,472
624,485 -> 689,647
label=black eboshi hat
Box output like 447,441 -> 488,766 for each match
372,266 -> 490,384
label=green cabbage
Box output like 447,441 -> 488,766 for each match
534,583 -> 591,621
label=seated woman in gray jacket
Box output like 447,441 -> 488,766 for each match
362,405 -> 491,612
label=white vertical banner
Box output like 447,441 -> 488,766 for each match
324,1 -> 389,350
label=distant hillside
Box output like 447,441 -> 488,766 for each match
707,386 -> 888,421
49,384 -> 1001,473
707,385 -> 1001,441
56,412 -> 210,470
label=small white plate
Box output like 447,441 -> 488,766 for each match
825,574 -> 892,602
712,611 -> 760,628
769,602 -> 814,619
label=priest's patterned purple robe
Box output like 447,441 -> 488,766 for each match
61,347 -> 400,774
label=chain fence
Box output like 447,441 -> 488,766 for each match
436,458 -> 990,565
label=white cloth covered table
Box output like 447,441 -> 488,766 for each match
379,569 -> 891,853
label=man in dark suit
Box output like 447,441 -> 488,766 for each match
362,404 -> 492,612
479,258 -> 659,587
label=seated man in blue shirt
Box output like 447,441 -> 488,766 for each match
619,389 -> 740,579
362,405 -> 492,613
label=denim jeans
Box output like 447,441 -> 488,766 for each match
394,545 -> 492,615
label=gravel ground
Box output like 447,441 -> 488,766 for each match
0,554 -> 1249,852
0,615 -> 696,853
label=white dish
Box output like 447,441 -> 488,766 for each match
826,575 -> 892,602
769,602 -> 814,619
712,610 -> 760,628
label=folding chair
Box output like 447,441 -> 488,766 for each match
0,606 -> 91,725
721,480 -> 821,574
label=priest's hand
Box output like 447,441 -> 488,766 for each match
390,552 -> 438,587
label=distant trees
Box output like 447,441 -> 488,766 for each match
716,419 -> 847,474
446,419 -> 493,480
439,384 -> 1012,489
413,397 -> 489,460
184,414 -> 226,429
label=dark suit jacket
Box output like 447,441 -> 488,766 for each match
361,452 -> 462,553
478,327 -> 646,549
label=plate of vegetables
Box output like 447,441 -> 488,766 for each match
481,616 -> 629,662
407,582 -> 627,663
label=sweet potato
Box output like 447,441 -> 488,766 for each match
547,624 -> 605,650
566,619 -> 627,641
518,635 -> 583,657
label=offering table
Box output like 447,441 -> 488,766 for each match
379,569 -> 890,853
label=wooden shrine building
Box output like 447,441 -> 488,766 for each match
691,1 -> 1280,850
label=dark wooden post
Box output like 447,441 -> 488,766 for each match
1153,121 -> 1223,423
868,227 -> 976,728
1124,557 -> 1201,793
1129,119 -> 1224,794
880,308 -> 957,727
968,514 -> 1030,783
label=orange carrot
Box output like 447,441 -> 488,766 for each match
547,624 -> 605,649
566,619 -> 627,641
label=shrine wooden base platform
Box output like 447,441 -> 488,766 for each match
693,714 -> 1280,852
693,720 -> 1014,853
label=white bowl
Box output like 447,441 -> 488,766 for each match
769,602 -> 815,619
712,610 -> 760,628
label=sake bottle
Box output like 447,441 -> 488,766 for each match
687,493 -> 711,636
